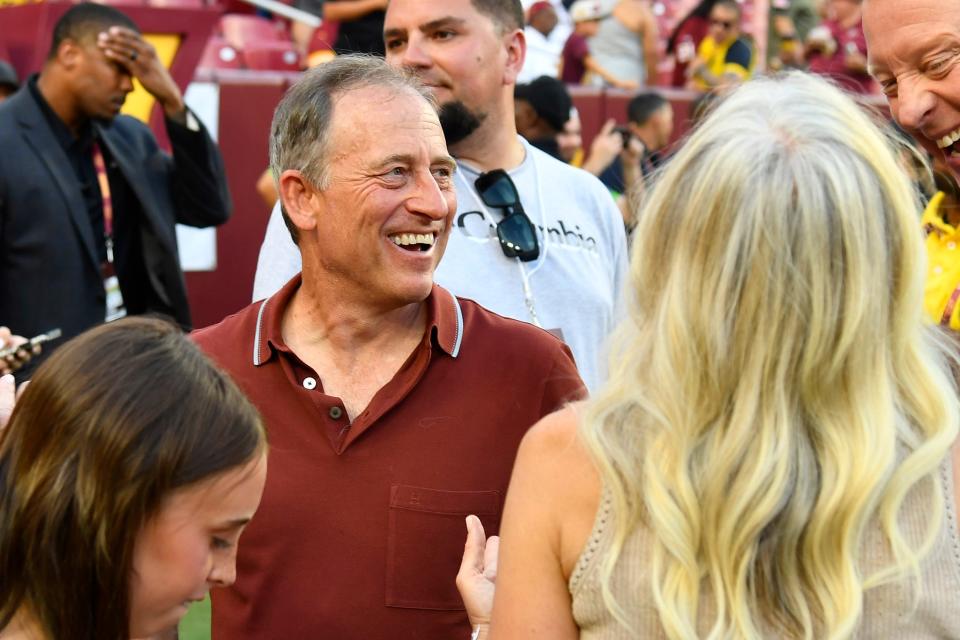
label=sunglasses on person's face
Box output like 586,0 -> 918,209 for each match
474,169 -> 540,262
710,19 -> 734,29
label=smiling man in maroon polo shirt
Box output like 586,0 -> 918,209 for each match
193,56 -> 584,639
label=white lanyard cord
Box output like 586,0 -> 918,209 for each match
455,144 -> 548,328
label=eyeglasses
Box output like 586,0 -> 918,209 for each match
474,169 -> 540,262
710,19 -> 734,29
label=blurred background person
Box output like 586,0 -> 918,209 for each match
290,0 -> 388,58
556,106 -> 584,165
767,0 -> 820,70
562,0 -> 638,89
597,91 -> 673,194
665,0 -> 717,88
0,3 -> 231,379
0,60 -> 18,102
0,317 -> 267,640
519,1 -> 564,82
922,156 -> 960,331
688,0 -> 753,91
514,75 -> 573,160
586,0 -> 658,88
0,328 -> 37,378
462,71 -> 960,639
805,0 -> 873,94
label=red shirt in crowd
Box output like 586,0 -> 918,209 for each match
561,32 -> 590,84
807,18 -> 874,94
193,276 -> 586,639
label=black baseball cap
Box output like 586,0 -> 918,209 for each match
0,61 -> 19,92
514,75 -> 573,133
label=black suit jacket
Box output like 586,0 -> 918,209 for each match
0,85 -> 231,374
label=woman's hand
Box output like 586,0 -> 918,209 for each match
456,515 -> 499,637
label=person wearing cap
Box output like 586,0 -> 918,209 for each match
519,1 -> 564,82
561,0 -> 638,89
0,61 -> 19,101
514,75 -> 573,159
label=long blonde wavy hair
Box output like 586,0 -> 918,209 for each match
582,72 -> 960,639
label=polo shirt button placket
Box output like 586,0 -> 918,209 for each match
329,406 -> 343,420
303,377 -> 318,390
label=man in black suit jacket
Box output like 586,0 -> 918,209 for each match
0,3 -> 231,376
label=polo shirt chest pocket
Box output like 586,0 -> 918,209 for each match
386,484 -> 501,610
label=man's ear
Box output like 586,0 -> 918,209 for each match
502,28 -> 526,86
57,39 -> 83,71
278,170 -> 321,235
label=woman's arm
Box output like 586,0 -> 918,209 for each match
640,3 -> 659,85
486,407 -> 601,639
584,56 -> 639,90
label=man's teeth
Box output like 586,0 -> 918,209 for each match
390,233 -> 435,247
937,127 -> 960,149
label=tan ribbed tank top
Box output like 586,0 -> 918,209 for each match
569,457 -> 960,638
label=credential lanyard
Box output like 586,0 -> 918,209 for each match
91,141 -> 126,322
91,141 -> 115,263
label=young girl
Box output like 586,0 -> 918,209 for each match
0,317 -> 267,640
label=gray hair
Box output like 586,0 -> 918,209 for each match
268,55 -> 436,244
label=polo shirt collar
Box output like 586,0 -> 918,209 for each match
251,275 -> 464,367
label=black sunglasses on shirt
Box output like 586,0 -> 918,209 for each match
474,169 -> 540,262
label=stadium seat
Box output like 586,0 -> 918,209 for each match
93,0 -> 148,6
148,0 -> 205,7
198,35 -> 242,70
242,42 -> 302,71
219,14 -> 287,50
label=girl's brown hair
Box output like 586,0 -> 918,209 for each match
0,317 -> 266,640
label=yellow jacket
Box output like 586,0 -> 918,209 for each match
922,191 -> 960,330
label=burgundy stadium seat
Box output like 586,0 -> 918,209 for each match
219,14 -> 286,50
198,35 -> 243,70
148,0 -> 205,7
93,0 -> 148,6
242,42 -> 301,71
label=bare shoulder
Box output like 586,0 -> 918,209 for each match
516,403 -> 603,579
518,404 -> 593,474
615,0 -> 654,29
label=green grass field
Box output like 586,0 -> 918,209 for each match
179,596 -> 211,640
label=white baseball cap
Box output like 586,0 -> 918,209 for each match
569,0 -> 608,23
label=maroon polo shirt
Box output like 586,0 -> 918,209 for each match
193,276 -> 585,639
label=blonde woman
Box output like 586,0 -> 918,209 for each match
461,72 -> 960,639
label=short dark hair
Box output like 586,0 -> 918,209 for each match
627,92 -> 669,126
0,317 -> 266,640
47,3 -> 139,60
470,0 -> 524,33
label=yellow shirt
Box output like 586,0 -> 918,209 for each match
693,35 -> 753,90
922,191 -> 960,330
